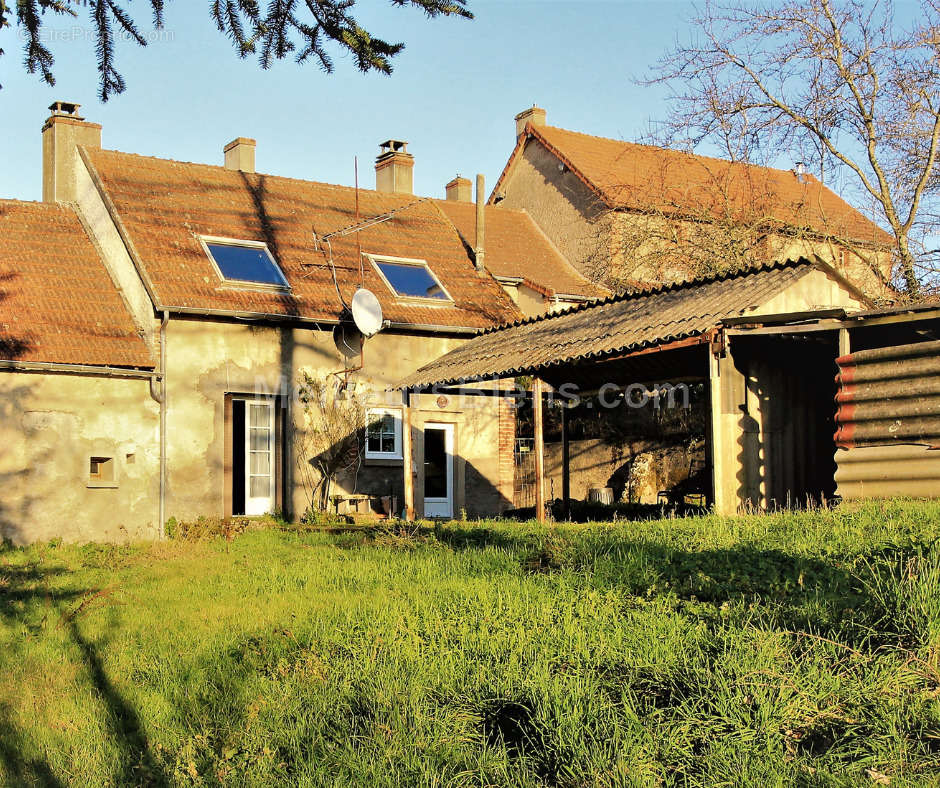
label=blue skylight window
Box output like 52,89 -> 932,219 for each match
371,257 -> 451,301
202,238 -> 289,288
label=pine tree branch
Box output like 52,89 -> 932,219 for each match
6,0 -> 472,99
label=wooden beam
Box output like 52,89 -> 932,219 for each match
435,386 -> 518,398
561,402 -> 570,520
844,306 -> 940,328
401,389 -> 415,520
721,308 -> 847,326
726,321 -> 843,337
533,377 -> 546,523
597,335 -> 710,364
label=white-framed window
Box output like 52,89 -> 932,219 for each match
227,395 -> 279,517
365,407 -> 403,460
199,235 -> 290,291
366,254 -> 453,303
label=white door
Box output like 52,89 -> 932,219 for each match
245,400 -> 275,515
423,424 -> 454,518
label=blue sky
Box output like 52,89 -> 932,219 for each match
1,1 -> 695,202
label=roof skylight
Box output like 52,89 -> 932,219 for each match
369,255 -> 451,301
201,237 -> 289,289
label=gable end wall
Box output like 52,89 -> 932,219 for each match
498,141 -> 610,278
73,150 -> 157,352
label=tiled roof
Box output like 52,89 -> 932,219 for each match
434,200 -> 605,299
0,200 -> 153,368
494,124 -> 894,246
400,259 -> 819,387
85,149 -> 521,330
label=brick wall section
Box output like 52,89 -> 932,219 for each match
497,397 -> 516,511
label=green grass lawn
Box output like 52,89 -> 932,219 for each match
2,502 -> 940,787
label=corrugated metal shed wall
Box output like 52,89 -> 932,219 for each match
743,337 -> 838,508
834,339 -> 940,499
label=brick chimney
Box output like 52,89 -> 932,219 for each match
474,174 -> 485,274
515,106 -> 546,138
375,140 -> 414,194
42,102 -> 102,203
224,137 -> 256,173
445,175 -> 472,202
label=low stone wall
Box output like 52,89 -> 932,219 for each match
541,438 -> 705,505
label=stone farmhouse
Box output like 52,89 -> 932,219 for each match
492,107 -> 895,298
2,102 -> 935,544
1,102 -> 601,543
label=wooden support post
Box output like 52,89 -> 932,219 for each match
533,378 -> 546,523
838,327 -> 851,358
708,338 -> 748,515
561,402 -> 570,520
401,388 -> 415,520
707,349 -> 724,514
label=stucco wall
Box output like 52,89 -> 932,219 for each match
514,284 -> 549,317
756,268 -> 864,314
0,371 -> 159,544
499,139 -> 891,299
770,236 -> 892,300
406,392 -> 506,519
498,141 -> 610,277
163,318 -> 508,523
498,281 -> 582,318
0,316 -> 509,543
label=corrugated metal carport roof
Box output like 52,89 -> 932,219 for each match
400,258 -> 820,388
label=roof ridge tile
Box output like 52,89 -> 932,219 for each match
89,147 -> 421,201
540,124 -> 819,179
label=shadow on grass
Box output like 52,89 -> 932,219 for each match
505,500 -> 708,523
481,697 -> 563,786
292,520 -> 937,653
432,524 -> 939,650
0,557 -> 169,786
0,706 -> 66,788
0,562 -> 73,786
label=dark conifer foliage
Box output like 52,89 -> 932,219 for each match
0,0 -> 471,100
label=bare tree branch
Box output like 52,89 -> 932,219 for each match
644,0 -> 940,297
295,372 -> 366,516
584,153 -> 891,296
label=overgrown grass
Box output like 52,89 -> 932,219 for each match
2,500 -> 940,786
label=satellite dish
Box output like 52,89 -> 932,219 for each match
333,323 -> 363,359
351,288 -> 384,337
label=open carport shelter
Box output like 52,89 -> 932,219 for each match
398,258 -> 882,518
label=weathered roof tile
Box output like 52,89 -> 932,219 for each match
496,124 -> 893,247
434,200 -> 605,299
0,200 -> 153,368
86,149 -> 521,330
